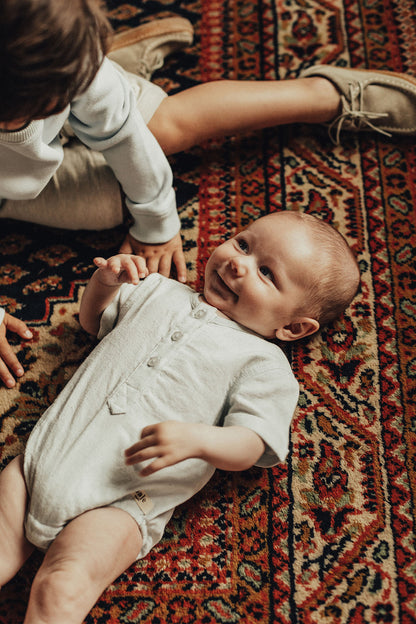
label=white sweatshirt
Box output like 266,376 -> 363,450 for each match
0,58 -> 179,244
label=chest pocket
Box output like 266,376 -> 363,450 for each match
107,384 -> 127,415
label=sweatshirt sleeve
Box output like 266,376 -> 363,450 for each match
68,58 -> 180,244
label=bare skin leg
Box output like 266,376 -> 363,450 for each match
23,507 -> 142,624
0,455 -> 34,588
148,77 -> 341,154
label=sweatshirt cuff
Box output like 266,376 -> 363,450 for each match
127,188 -> 181,244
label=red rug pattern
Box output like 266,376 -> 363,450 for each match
0,0 -> 415,622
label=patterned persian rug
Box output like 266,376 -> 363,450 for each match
1,0 -> 415,622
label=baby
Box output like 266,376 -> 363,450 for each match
0,211 -> 359,623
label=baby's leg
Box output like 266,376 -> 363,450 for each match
0,455 -> 34,588
24,507 -> 142,624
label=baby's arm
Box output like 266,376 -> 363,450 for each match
124,421 -> 266,476
79,254 -> 148,336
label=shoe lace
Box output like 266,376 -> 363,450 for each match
328,81 -> 391,144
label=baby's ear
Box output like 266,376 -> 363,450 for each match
275,317 -> 320,342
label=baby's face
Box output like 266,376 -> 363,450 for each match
203,213 -> 316,339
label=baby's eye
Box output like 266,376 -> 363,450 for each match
237,238 -> 249,253
259,266 -> 274,281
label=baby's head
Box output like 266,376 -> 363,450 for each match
0,0 -> 112,127
203,211 -> 360,340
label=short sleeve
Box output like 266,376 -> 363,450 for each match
97,283 -> 137,340
223,363 -> 299,466
97,274 -> 162,340
0,307 -> 5,325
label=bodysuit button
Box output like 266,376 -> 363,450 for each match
147,356 -> 159,367
171,331 -> 183,341
193,309 -> 206,319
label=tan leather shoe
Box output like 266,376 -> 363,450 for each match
108,17 -> 194,80
300,64 -> 416,143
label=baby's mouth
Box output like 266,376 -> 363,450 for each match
215,271 -> 237,300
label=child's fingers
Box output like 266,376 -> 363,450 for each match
0,344 -> 24,388
158,253 -> 172,278
146,255 -> 160,276
0,359 -> 16,388
4,315 -> 33,340
173,249 -> 187,284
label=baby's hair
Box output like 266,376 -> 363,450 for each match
269,211 -> 360,327
0,0 -> 113,123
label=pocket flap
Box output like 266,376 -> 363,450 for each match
107,385 -> 127,415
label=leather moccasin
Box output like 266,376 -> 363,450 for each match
108,17 -> 194,80
301,64 -> 416,143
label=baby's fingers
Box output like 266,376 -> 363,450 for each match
124,436 -> 157,465
125,446 -> 177,476
129,255 -> 149,281
93,257 -> 108,269
140,456 -> 174,477
95,255 -> 147,284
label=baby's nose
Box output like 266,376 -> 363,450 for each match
230,256 -> 248,276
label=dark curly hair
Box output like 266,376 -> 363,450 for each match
0,0 -> 113,123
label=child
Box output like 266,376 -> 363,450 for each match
0,211 -> 360,623
1,0 -> 415,389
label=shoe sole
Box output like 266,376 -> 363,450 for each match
110,17 -> 194,52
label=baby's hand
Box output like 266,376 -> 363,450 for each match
124,421 -> 203,476
93,254 -> 149,287
119,232 -> 187,283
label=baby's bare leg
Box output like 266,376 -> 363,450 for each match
0,455 -> 34,587
24,507 -> 142,624
148,77 -> 341,154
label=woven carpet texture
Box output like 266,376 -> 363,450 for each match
0,0 -> 415,622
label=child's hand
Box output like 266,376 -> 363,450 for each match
119,232 -> 187,284
124,421 -> 203,476
0,312 -> 33,388
93,254 -> 148,287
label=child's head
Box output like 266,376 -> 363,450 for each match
0,0 -> 112,126
203,211 -> 360,340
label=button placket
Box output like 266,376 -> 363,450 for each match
171,330 -> 183,342
147,356 -> 159,367
193,308 -> 206,319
